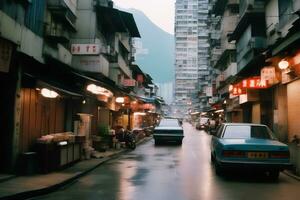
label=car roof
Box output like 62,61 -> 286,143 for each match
222,123 -> 267,127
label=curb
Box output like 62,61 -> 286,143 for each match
0,137 -> 152,200
0,175 -> 16,183
0,151 -> 125,200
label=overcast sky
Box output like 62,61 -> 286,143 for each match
113,0 -> 175,35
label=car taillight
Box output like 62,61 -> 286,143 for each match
222,150 -> 246,158
270,151 -> 290,159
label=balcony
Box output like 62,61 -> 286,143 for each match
110,54 -> 132,78
229,0 -> 265,42
47,0 -> 77,31
44,23 -> 70,43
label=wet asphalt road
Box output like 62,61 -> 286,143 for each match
33,123 -> 300,200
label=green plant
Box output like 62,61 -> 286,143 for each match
97,124 -> 109,136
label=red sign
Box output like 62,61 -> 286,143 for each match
231,84 -> 246,95
241,77 -> 269,89
123,79 -> 136,87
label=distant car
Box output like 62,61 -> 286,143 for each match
153,118 -> 184,145
196,117 -> 209,130
211,123 -> 292,180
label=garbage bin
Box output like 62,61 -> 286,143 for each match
20,152 -> 38,175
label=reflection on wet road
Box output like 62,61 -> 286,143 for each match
34,123 -> 300,200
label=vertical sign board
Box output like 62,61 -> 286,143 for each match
0,39 -> 13,73
261,67 -> 278,85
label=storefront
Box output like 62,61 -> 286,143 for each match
0,38 -> 16,172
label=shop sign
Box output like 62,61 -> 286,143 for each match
0,39 -> 13,73
229,84 -> 246,96
241,77 -> 268,89
71,44 -> 100,55
261,67 -> 278,85
123,79 -> 136,87
239,90 -> 259,104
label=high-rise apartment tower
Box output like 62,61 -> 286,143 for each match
174,0 -> 212,115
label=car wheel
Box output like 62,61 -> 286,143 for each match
268,170 -> 279,181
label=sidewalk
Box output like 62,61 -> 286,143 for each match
0,137 -> 151,200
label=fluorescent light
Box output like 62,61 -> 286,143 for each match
134,112 -> 146,116
215,109 -> 224,113
116,97 -> 125,103
86,84 -> 113,97
58,141 -> 68,146
41,88 -> 59,98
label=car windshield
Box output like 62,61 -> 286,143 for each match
159,119 -> 179,127
223,125 -> 274,139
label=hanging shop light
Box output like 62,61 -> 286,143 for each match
278,59 -> 289,70
134,112 -> 146,116
41,88 -> 59,98
115,97 -> 125,103
86,84 -> 113,97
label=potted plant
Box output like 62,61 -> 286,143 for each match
92,124 -> 109,142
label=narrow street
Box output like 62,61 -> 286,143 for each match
32,123 -> 300,200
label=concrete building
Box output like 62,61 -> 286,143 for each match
209,0 -> 240,122
174,0 -> 213,116
0,0 -> 159,173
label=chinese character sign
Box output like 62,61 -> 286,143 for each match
71,44 -> 100,55
240,77 -> 269,89
231,84 -> 246,96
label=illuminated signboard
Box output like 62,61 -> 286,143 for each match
241,77 -> 268,89
229,77 -> 269,96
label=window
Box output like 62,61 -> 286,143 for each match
278,0 -> 294,27
223,125 -> 274,139
216,124 -> 224,138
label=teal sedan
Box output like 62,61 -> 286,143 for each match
211,123 -> 292,180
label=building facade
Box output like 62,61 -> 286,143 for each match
0,0 -> 160,173
211,0 -> 300,175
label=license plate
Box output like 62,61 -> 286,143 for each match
247,152 -> 269,159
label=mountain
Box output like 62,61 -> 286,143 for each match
128,9 -> 175,83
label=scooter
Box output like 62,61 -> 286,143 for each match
125,131 -> 136,150
117,129 -> 136,150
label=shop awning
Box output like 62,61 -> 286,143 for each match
119,10 -> 141,38
96,5 -> 127,33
